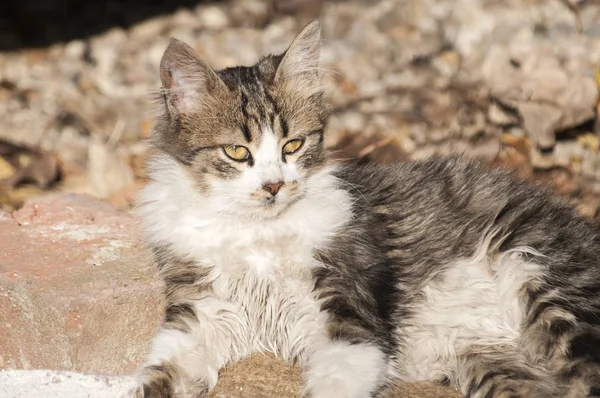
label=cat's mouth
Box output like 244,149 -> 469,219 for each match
262,197 -> 283,212
256,193 -> 303,219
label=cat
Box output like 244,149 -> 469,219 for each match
135,20 -> 600,398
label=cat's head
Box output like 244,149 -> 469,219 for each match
151,21 -> 330,219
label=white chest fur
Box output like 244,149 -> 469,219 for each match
136,154 -> 352,360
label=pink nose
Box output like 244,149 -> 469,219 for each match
263,182 -> 284,196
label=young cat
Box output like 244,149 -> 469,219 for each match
136,21 -> 600,398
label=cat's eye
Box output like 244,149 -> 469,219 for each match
223,145 -> 251,162
282,139 -> 304,155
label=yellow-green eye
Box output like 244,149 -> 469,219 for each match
282,139 -> 303,155
223,145 -> 250,161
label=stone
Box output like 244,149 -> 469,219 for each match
129,17 -> 166,41
481,31 -> 599,150
487,102 -> 519,127
198,6 -> 230,30
63,40 -> 86,60
518,102 -> 562,150
0,370 -> 140,398
0,193 -> 162,374
84,137 -> 134,200
2,0 -> 600,207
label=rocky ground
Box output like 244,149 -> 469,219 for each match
1,0 -> 600,396
1,0 -> 600,218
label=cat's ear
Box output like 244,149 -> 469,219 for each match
274,21 -> 322,89
159,38 -> 225,115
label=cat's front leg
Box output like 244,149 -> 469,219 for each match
304,339 -> 390,398
137,253 -> 249,397
138,294 -> 248,398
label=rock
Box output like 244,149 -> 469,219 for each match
0,194 -> 162,374
129,17 -> 167,41
578,192 -> 600,221
487,102 -> 519,127
549,168 -> 581,196
481,33 -> 599,150
63,40 -> 86,60
531,148 -> 556,170
432,50 -> 461,77
0,139 -> 62,191
582,149 -> 599,178
84,137 -> 135,200
172,8 -> 200,30
0,370 -> 140,398
198,6 -> 231,30
517,102 -> 562,150
2,0 -> 600,207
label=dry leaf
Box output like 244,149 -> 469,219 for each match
0,184 -> 45,211
0,156 -> 16,180
108,180 -> 146,210
86,136 -> 134,198
500,133 -> 531,149
548,168 -> 580,196
140,120 -> 153,139
357,137 -> 398,158
493,135 -> 533,179
328,130 -> 407,164
438,50 -> 461,70
0,139 -> 61,190
577,133 -> 599,152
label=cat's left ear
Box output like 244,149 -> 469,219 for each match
274,21 -> 322,90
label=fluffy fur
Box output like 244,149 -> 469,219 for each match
136,21 -> 600,398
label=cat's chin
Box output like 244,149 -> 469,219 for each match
229,203 -> 286,221
253,201 -> 293,219
242,195 -> 303,220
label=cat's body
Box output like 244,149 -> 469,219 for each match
137,21 -> 600,398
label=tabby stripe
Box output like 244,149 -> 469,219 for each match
280,116 -> 289,137
240,91 -> 253,142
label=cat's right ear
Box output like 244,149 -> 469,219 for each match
159,38 -> 225,116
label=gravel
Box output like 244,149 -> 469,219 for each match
1,0 -> 599,218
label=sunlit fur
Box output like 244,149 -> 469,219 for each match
137,21 -> 600,398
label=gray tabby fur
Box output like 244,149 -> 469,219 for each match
136,21 -> 600,398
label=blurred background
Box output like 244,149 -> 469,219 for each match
1,0 -> 600,221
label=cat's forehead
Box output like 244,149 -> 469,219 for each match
216,64 -> 289,145
217,54 -> 281,90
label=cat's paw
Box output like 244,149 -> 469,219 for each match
140,380 -> 172,398
140,380 -> 209,398
139,373 -> 210,398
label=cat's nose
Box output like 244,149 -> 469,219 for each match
263,182 -> 284,196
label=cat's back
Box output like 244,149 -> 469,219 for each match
334,154 -> 571,226
336,155 -> 527,209
326,154 -> 599,272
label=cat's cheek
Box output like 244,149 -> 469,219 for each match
282,162 -> 301,183
205,171 -> 251,204
239,168 -> 262,186
237,168 -> 273,202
